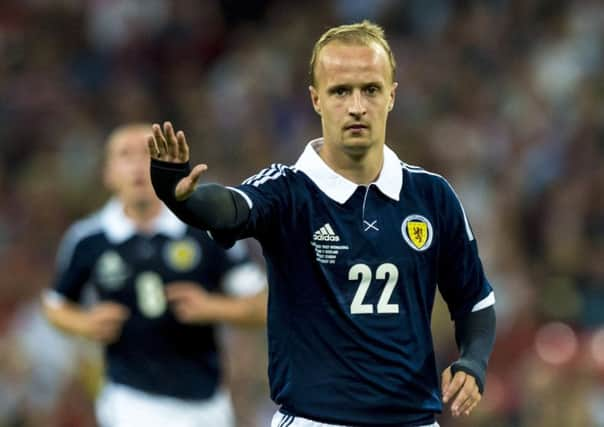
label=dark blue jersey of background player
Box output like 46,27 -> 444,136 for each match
44,124 -> 266,427
46,198 -> 262,399
148,22 -> 496,427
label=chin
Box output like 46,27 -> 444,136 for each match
125,191 -> 156,206
342,136 -> 372,149
341,143 -> 373,158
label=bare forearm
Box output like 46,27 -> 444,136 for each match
43,295 -> 128,343
205,291 -> 267,327
43,300 -> 91,338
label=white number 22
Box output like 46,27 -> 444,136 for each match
348,263 -> 399,314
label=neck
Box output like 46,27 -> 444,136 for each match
122,198 -> 163,232
319,141 -> 384,185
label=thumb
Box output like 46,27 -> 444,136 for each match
189,164 -> 208,185
175,163 -> 207,201
441,366 -> 452,398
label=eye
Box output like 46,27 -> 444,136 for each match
329,86 -> 350,97
364,85 -> 380,96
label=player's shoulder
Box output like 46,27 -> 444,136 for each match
241,163 -> 297,188
55,209 -> 107,267
401,162 -> 451,192
61,210 -> 106,247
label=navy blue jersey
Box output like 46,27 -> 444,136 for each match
49,199 -> 264,400
214,139 -> 494,426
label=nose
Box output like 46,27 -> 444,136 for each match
347,90 -> 366,118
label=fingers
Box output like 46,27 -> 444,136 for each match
444,370 -> 481,417
189,163 -> 208,186
166,283 -> 212,324
148,135 -> 160,159
96,326 -> 123,344
152,123 -> 168,158
442,368 -> 462,404
89,312 -> 129,343
149,122 -> 189,162
458,389 -> 480,416
462,398 -> 480,416
176,131 -> 189,162
168,295 -> 198,323
95,302 -> 130,319
165,283 -> 197,301
163,121 -> 179,159
171,302 -> 196,323
441,367 -> 452,401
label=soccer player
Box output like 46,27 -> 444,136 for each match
43,123 -> 267,427
149,21 -> 496,427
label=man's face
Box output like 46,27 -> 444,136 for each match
104,128 -> 157,205
309,42 -> 397,156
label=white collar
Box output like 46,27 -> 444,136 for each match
100,198 -> 187,244
294,138 -> 403,204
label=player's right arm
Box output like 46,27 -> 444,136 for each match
44,221 -> 130,344
43,297 -> 129,344
148,122 -> 251,233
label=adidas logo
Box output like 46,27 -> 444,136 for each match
313,223 -> 340,242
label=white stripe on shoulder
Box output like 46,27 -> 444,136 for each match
242,164 -> 291,188
242,165 -> 272,185
227,186 -> 253,209
472,291 -> 495,312
402,162 -> 423,170
242,164 -> 280,185
402,163 -> 474,241
56,214 -> 103,272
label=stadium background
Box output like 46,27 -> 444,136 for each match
1,0 -> 603,426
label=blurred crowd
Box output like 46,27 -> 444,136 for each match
1,0 -> 603,426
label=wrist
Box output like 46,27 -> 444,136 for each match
451,359 -> 485,394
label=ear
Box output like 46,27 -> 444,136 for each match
388,82 -> 398,111
309,85 -> 321,116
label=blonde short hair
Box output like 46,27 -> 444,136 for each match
309,20 -> 396,86
106,123 -> 151,154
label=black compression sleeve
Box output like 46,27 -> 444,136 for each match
150,159 -> 250,231
450,305 -> 496,394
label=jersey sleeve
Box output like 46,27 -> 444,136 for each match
210,164 -> 292,247
218,240 -> 266,297
49,225 -> 95,303
436,178 -> 494,320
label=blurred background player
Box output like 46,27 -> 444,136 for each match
42,123 -> 267,427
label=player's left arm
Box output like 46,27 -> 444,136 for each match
441,305 -> 496,417
166,283 -> 267,326
435,175 -> 496,416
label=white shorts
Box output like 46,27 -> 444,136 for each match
96,382 -> 234,427
270,410 -> 439,427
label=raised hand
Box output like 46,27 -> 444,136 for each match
148,121 -> 189,163
148,121 -> 208,201
441,365 -> 482,417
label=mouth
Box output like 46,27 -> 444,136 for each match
344,123 -> 369,132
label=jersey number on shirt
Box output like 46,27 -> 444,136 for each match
135,272 -> 167,318
348,263 -> 399,314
